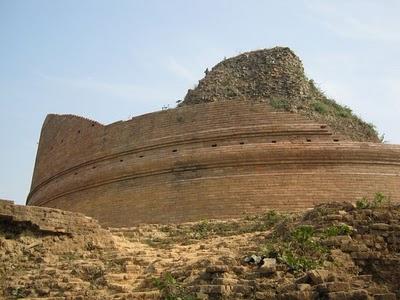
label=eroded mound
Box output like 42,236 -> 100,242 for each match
1,198 -> 399,299
181,47 -> 380,143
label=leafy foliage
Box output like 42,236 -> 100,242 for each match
323,224 -> 352,237
312,102 -> 328,114
280,250 -> 319,272
291,225 -> 314,243
356,192 -> 391,209
270,98 -> 290,110
261,224 -> 328,273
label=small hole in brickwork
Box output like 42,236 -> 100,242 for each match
74,172 -> 78,175
120,159 -> 124,162
321,125 -> 327,129
239,142 -> 244,145
77,130 -> 81,134
91,123 -> 95,127
139,155 -> 144,158
271,140 -> 277,143
307,139 -> 312,142
211,144 -> 217,147
333,139 -> 339,142
92,166 -> 96,169
61,139 -> 64,143
172,149 -> 177,152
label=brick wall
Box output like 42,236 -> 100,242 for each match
27,102 -> 400,226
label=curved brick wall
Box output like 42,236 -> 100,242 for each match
27,102 -> 400,226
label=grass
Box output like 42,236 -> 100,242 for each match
146,210 -> 286,248
356,192 -> 391,209
312,102 -> 329,114
291,225 -> 314,243
260,220 -> 355,273
261,223 -> 329,273
60,252 -> 80,261
152,273 -> 195,300
260,193 -> 392,274
307,80 -> 380,141
279,250 -> 319,272
7,286 -> 30,299
270,98 -> 290,110
323,224 -> 352,237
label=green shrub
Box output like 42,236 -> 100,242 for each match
270,98 -> 290,110
260,224 -> 327,273
312,102 -> 329,114
292,225 -> 314,243
356,192 -> 391,209
356,197 -> 370,209
191,220 -> 212,239
323,224 -> 352,237
8,286 -> 30,298
372,192 -> 391,207
336,105 -> 352,118
280,250 -> 318,272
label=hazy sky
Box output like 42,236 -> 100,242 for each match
1,0 -> 399,205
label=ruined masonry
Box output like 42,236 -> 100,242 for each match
26,47 -> 400,226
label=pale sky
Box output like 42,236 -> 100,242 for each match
1,0 -> 399,204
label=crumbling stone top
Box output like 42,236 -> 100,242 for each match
181,46 -> 380,143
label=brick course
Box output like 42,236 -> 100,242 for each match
27,101 -> 400,226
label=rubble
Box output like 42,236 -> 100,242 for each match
1,199 -> 399,299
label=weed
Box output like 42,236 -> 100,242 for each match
356,192 -> 391,209
7,286 -> 30,298
260,224 -> 330,273
191,220 -> 213,239
147,211 -> 286,248
85,241 -> 98,251
356,197 -> 370,209
291,225 -> 314,243
153,273 -> 195,300
270,98 -> 290,110
312,102 -> 329,114
60,252 -> 80,261
262,210 -> 281,224
323,224 -> 352,237
104,258 -> 125,273
261,241 -> 321,273
372,192 -> 391,207
280,250 -> 319,272
336,105 -> 352,118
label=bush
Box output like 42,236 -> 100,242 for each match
356,197 -> 370,209
356,192 -> 391,209
323,224 -> 352,237
191,220 -> 212,239
270,98 -> 290,110
261,224 -> 328,273
372,192 -> 391,207
292,225 -> 314,243
336,105 -> 352,118
280,250 -> 318,272
312,102 -> 329,114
